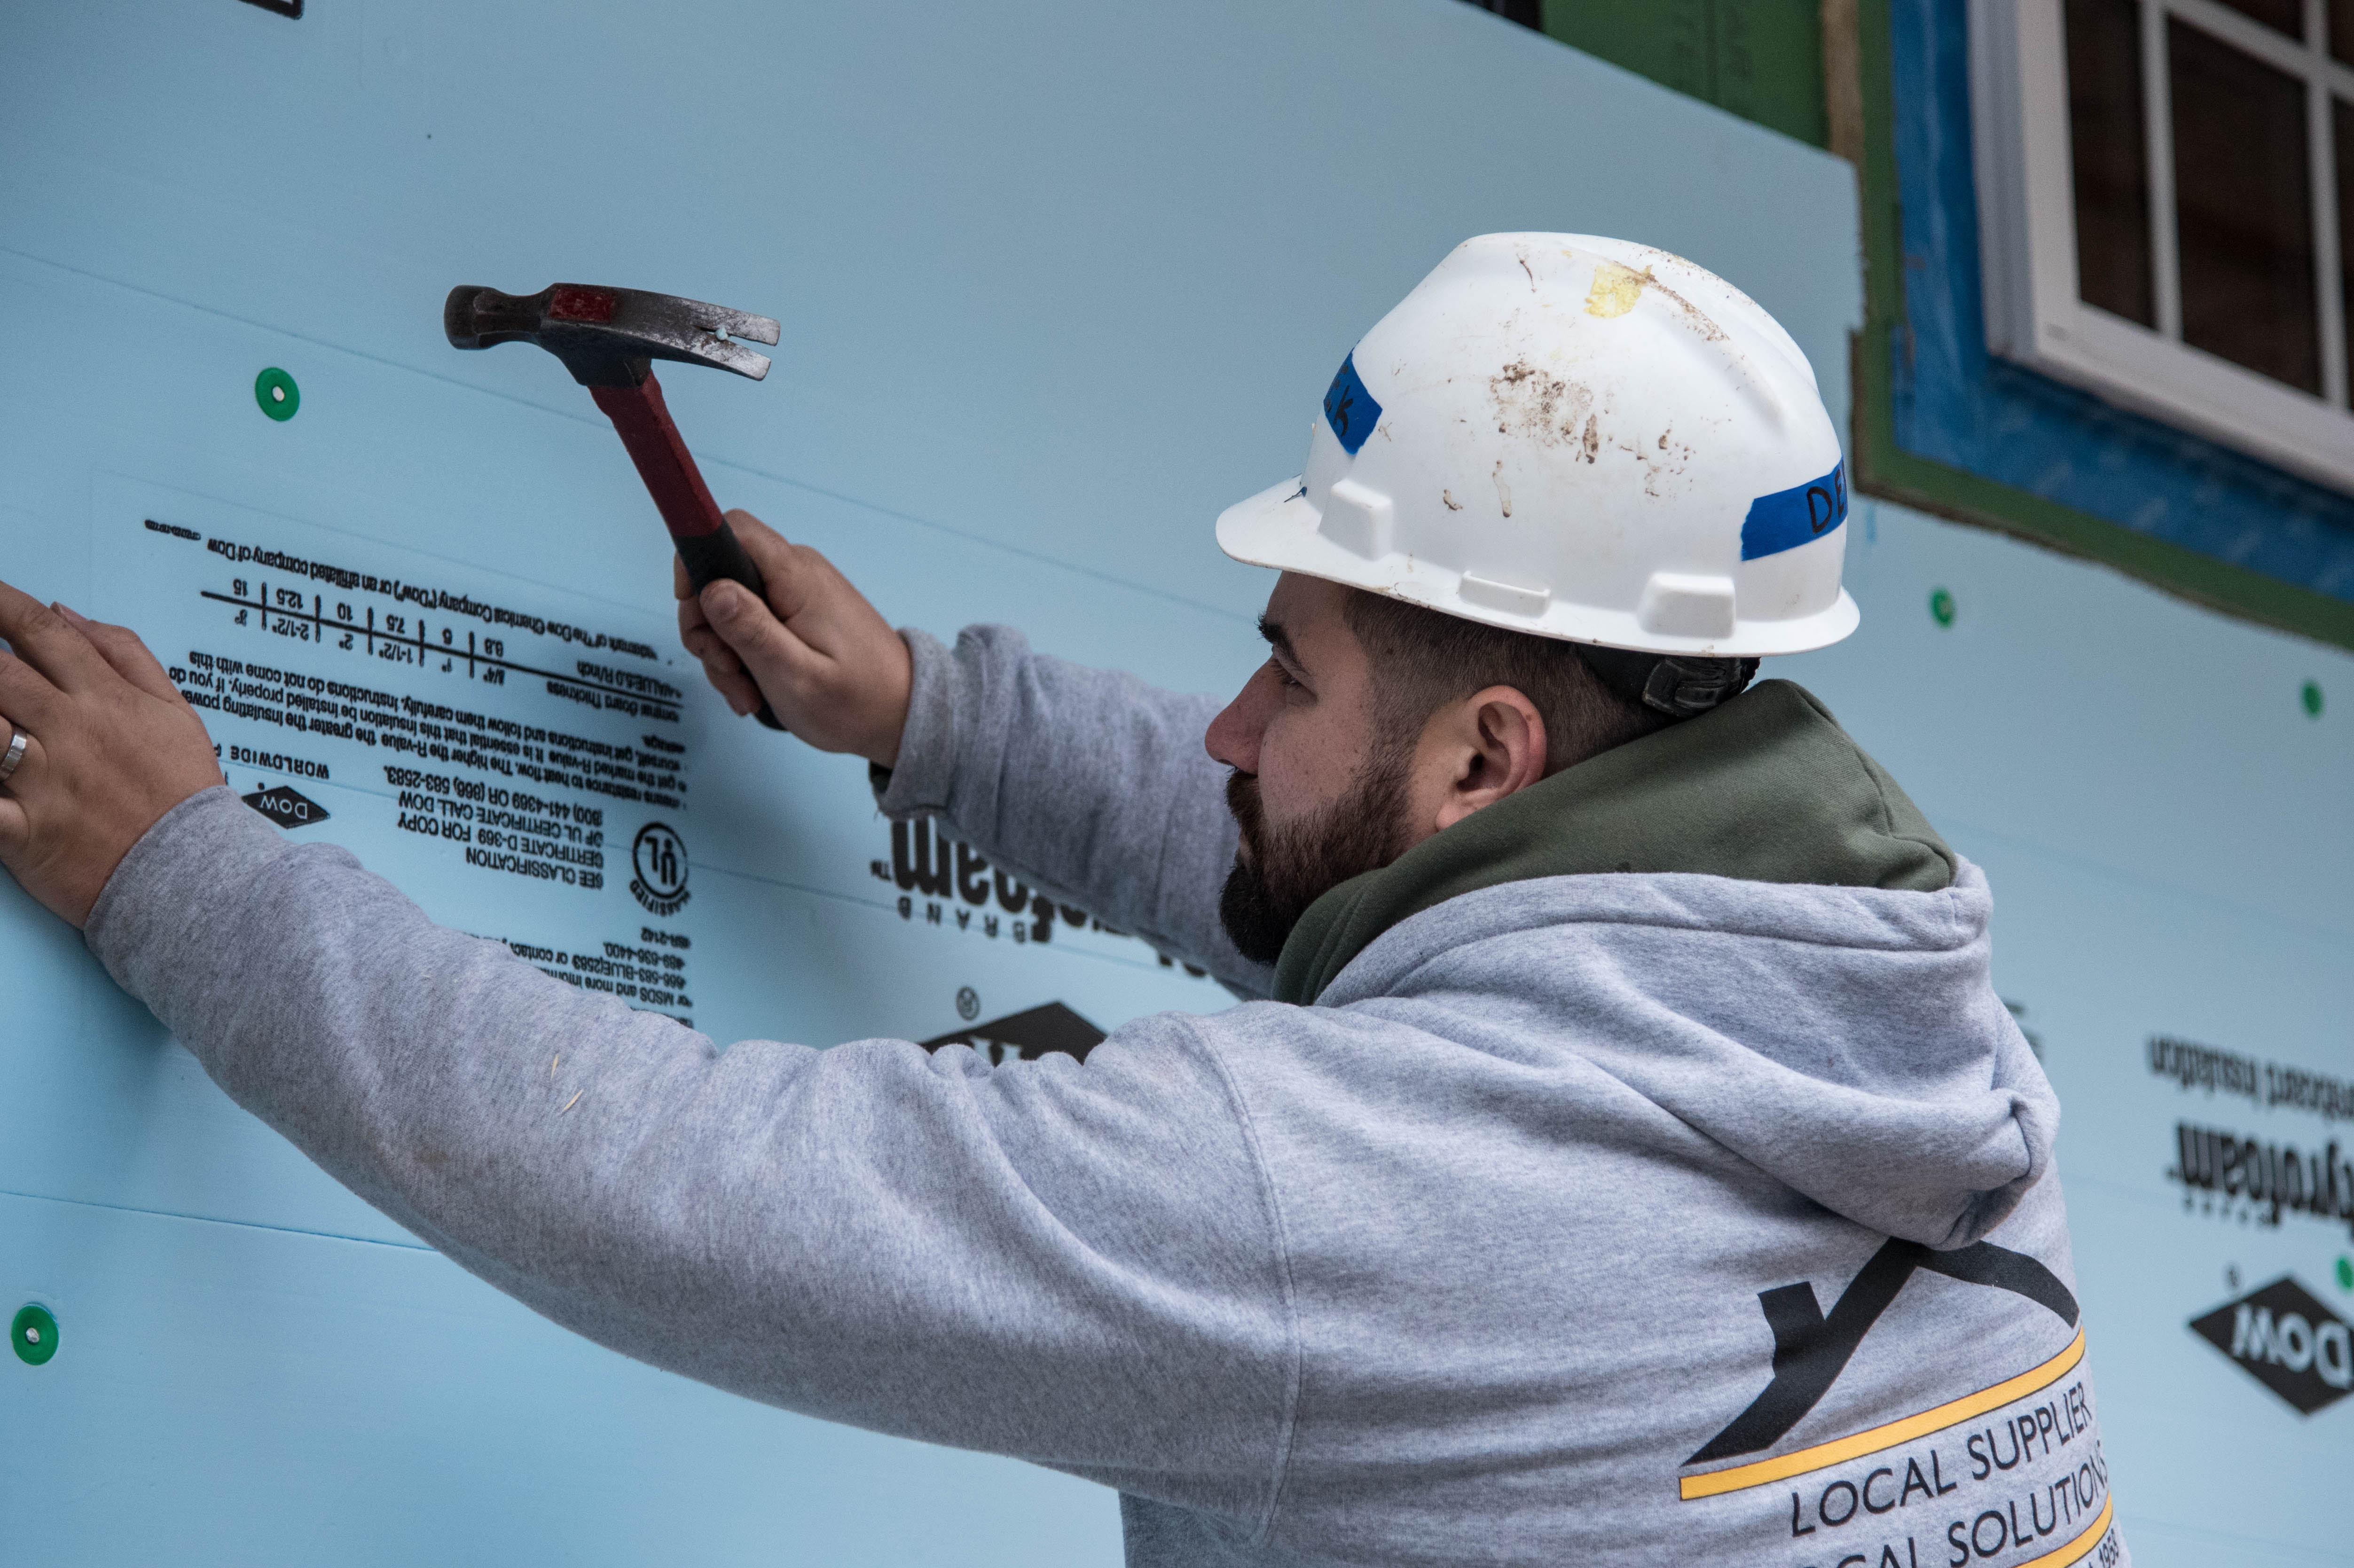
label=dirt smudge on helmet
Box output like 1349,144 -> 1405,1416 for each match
1490,359 -> 1593,448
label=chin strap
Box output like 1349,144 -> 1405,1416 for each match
1576,646 -> 1760,720
1640,655 -> 1760,718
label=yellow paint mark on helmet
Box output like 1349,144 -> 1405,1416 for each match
1585,260 -> 1653,319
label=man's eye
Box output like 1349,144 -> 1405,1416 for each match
1270,660 -> 1301,690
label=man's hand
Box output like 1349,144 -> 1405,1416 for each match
675,510 -> 914,767
0,583 -> 226,928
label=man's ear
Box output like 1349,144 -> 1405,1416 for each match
1427,686 -> 1549,833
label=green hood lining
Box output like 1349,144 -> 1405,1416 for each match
1269,680 -> 1954,1005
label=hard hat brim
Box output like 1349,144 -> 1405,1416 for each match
1215,476 -> 1861,659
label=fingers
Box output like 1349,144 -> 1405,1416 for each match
685,609 -> 764,717
675,579 -> 759,713
702,664 -> 764,718
0,581 -> 106,695
700,545 -> 911,761
0,717 -> 43,787
724,508 -> 784,550
661,512 -> 911,760
672,512 -> 809,717
700,577 -> 824,704
53,605 -> 181,704
681,625 -> 751,690
0,583 -> 226,926
0,647 -> 63,730
0,704 -> 26,856
724,511 -> 824,623
671,512 -> 785,597
675,588 -> 737,666
675,511 -> 785,591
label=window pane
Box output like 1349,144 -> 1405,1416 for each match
2066,0 -> 2155,325
2339,98 -> 2354,388
2209,0 -> 2304,38
2333,0 -> 2354,66
2170,19 -> 2321,393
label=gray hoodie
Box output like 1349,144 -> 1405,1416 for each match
87,624 -> 2125,1568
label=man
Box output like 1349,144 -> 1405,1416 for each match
0,236 -> 2121,1566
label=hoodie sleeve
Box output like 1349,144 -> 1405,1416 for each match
875,624 -> 1271,996
84,786 -> 1295,1524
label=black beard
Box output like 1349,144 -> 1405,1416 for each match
1217,745 -> 1413,966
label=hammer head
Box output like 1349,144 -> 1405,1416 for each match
444,283 -> 780,387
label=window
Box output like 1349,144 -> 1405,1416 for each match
1972,0 -> 2354,492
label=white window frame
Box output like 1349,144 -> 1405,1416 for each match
1970,0 -> 2354,494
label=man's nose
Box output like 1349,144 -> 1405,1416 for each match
1205,668 -> 1273,773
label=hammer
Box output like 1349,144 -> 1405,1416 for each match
444,282 -> 787,729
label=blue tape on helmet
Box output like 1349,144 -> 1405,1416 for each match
1740,461 -> 1847,561
1323,353 -> 1381,455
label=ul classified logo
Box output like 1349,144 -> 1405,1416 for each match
629,822 -> 689,917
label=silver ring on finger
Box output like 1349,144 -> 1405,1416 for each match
0,728 -> 25,784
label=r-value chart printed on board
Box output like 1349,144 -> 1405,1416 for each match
94,475 -> 704,1028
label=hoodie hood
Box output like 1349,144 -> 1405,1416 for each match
1271,679 -> 1955,1006
1316,857 -> 2056,1249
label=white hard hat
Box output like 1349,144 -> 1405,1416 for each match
1216,234 -> 1858,658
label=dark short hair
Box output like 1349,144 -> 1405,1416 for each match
1341,590 -> 1671,774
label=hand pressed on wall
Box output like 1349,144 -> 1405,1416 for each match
0,581 -> 225,928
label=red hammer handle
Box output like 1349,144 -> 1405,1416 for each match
588,372 -> 785,730
588,372 -> 726,540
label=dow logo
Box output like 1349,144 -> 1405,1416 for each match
243,784 -> 329,828
2189,1275 -> 2354,1415
629,822 -> 690,917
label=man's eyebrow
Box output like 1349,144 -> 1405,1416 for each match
1256,615 -> 1301,667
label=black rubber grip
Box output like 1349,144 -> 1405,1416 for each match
675,523 -> 786,731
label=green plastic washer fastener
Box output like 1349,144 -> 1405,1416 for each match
1928,588 -> 1955,628
2302,681 -> 2324,719
2338,1254 -> 2353,1292
254,366 -> 300,422
11,1303 -> 57,1366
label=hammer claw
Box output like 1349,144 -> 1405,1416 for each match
704,306 -> 781,347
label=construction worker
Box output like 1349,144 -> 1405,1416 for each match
0,236 -> 2121,1565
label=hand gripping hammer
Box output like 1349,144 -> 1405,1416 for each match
444,282 -> 787,729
